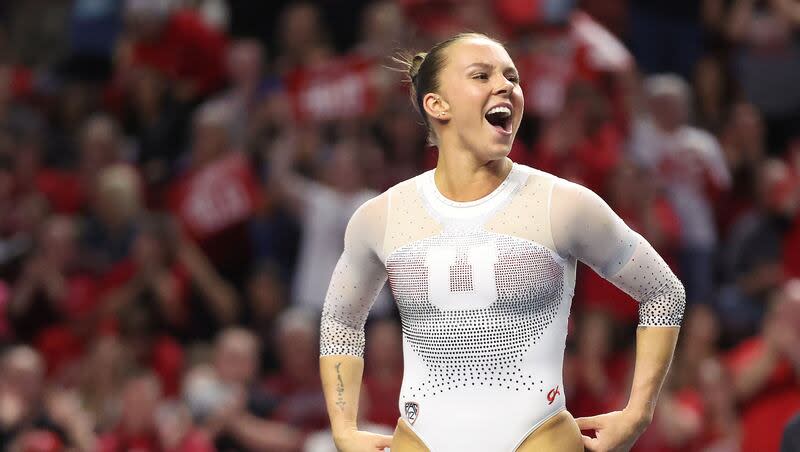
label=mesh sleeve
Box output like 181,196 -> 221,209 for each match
550,180 -> 685,327
319,194 -> 388,357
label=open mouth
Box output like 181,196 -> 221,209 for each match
485,105 -> 512,135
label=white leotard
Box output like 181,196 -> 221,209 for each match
320,163 -> 685,452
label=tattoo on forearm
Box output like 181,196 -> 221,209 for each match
335,362 -> 346,411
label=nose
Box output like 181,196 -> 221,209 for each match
493,76 -> 514,96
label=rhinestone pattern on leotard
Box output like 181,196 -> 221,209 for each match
386,229 -> 564,399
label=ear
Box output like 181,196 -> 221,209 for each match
422,93 -> 451,121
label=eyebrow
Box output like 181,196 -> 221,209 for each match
465,62 -> 519,76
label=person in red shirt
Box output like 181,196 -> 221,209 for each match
531,81 -> 623,194
264,309 -> 329,432
120,0 -> 228,101
97,370 -> 214,452
185,327 -> 302,451
725,280 -> 800,452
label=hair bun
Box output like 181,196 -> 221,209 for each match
409,52 -> 427,81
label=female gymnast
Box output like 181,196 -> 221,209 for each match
319,33 -> 685,452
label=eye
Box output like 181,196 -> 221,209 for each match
506,74 -> 520,83
472,73 -> 489,80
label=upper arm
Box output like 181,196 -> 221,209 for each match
550,179 -> 637,276
319,193 -> 388,357
550,180 -> 685,326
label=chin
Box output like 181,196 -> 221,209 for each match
481,142 -> 514,162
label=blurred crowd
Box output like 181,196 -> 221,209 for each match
0,0 -> 798,451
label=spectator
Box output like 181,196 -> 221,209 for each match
97,370 -> 213,452
726,0 -> 800,152
243,261 -> 287,374
214,38 -> 282,149
716,102 -> 767,234
532,81 -> 623,194
0,346 -> 92,450
264,309 -> 329,432
717,159 -> 796,344
82,164 -> 142,272
100,215 -> 190,339
629,74 -> 731,304
119,0 -> 228,102
724,279 -> 800,452
168,100 -> 261,284
8,216 -> 95,352
273,2 -> 333,74
268,131 -> 391,315
76,336 -> 129,433
186,327 -> 302,451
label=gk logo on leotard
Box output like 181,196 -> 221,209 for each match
404,402 -> 419,425
425,242 -> 498,310
547,385 -> 561,405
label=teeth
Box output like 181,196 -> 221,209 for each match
487,106 -> 511,117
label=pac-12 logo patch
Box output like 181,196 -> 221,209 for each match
404,402 -> 420,425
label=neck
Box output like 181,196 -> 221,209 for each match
433,141 -> 513,202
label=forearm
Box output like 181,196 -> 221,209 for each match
180,243 -> 238,323
733,347 -> 779,401
625,326 -> 680,422
320,355 -> 364,439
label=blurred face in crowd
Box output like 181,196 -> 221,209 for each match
758,159 -> 798,215
648,92 -> 688,132
729,103 -> 764,156
93,165 -> 142,228
124,0 -> 169,41
80,115 -> 121,172
214,329 -> 258,386
276,315 -> 318,383
192,106 -> 231,167
1,346 -> 44,406
361,1 -> 405,48
280,3 -> 324,57
39,216 -> 78,267
322,141 -> 365,193
683,304 -> 719,353
120,374 -> 161,434
428,36 -> 524,162
83,336 -> 127,393
227,40 -> 264,89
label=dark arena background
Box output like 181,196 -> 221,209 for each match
0,0 -> 799,451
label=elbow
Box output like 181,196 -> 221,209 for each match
638,277 -> 686,327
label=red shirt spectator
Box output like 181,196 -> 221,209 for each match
725,337 -> 800,452
168,151 -> 260,267
128,9 -> 228,98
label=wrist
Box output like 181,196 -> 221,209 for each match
332,419 -> 358,438
332,425 -> 358,444
623,404 -> 654,429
